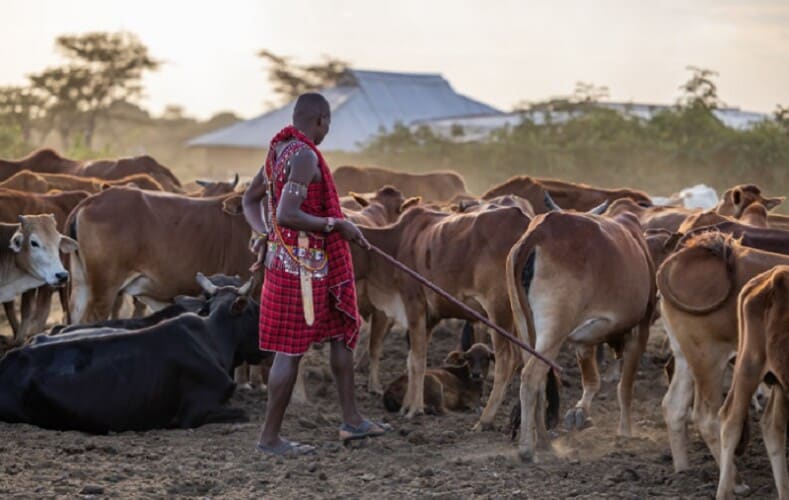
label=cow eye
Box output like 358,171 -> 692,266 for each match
30,240 -> 40,248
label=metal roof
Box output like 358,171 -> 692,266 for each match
187,69 -> 502,152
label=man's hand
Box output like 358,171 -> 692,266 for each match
335,220 -> 369,248
249,235 -> 267,272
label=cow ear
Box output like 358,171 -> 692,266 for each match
222,196 -> 243,215
732,189 -> 742,206
9,232 -> 23,253
231,296 -> 248,315
764,196 -> 784,211
59,236 -> 79,254
399,196 -> 421,213
350,192 -> 369,207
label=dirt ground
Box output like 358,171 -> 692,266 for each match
0,319 -> 780,499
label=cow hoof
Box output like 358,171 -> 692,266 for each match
367,384 -> 384,396
564,408 -> 593,431
405,407 -> 424,419
734,483 -> 750,496
518,447 -> 535,463
472,420 -> 494,432
238,383 -> 253,391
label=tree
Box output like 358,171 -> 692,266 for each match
257,50 -> 350,103
30,31 -> 159,148
678,66 -> 724,110
0,86 -> 46,143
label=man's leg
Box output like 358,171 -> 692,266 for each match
330,340 -> 364,427
258,352 -> 303,447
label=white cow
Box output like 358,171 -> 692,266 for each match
650,184 -> 719,210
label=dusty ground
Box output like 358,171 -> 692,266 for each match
0,320 -> 780,499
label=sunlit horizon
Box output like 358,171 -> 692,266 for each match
3,0 -> 788,120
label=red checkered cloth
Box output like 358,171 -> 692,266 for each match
258,126 -> 361,355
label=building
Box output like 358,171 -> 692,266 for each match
187,69 -> 501,174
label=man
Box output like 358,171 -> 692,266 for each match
243,93 -> 391,456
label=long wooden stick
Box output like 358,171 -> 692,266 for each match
366,244 -> 562,373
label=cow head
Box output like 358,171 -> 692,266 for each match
463,343 -> 495,382
10,214 -> 78,286
544,192 -> 608,215
718,184 -> 784,218
196,173 -> 241,197
222,195 -> 244,215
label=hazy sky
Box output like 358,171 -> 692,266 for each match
3,0 -> 788,119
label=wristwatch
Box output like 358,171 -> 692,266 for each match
324,217 -> 336,233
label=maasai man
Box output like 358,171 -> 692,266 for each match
242,93 -> 392,456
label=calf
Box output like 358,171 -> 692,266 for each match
507,207 -> 656,462
717,266 -> 789,499
0,274 -> 262,433
658,232 -> 789,492
383,343 -> 494,414
0,215 -> 78,342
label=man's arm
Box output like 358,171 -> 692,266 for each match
242,168 -> 269,236
277,149 -> 367,245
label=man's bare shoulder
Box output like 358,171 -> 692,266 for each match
288,146 -> 321,182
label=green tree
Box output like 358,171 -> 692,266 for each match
257,50 -> 350,103
0,86 -> 46,143
30,31 -> 159,148
678,66 -> 724,110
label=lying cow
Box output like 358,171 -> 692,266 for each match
0,215 -> 78,342
658,232 -> 789,491
0,274 -> 261,433
507,196 -> 656,462
717,265 -> 789,500
383,343 -> 494,414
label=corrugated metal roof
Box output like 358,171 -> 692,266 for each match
187,69 -> 501,152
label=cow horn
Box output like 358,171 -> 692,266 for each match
195,272 -> 218,295
587,200 -> 609,215
543,192 -> 562,212
196,179 -> 211,188
237,279 -> 252,296
231,173 -> 239,188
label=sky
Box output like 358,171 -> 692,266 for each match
2,0 -> 788,120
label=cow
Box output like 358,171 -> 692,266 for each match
0,189 -> 90,337
716,184 -> 788,231
677,217 -> 789,256
652,184 -> 719,210
333,165 -> 468,202
454,194 -> 535,217
79,155 -> 182,192
189,173 -> 240,197
482,175 -> 652,214
605,197 -> 697,233
658,232 -> 789,493
67,188 -> 254,323
0,149 -> 81,181
342,186 -> 419,394
0,274 -> 262,433
0,170 -> 164,194
383,343 -> 495,414
717,265 -> 789,500
0,215 -> 78,343
353,204 -> 535,427
506,205 -> 656,462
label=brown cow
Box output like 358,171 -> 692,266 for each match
717,265 -> 789,500
658,233 -> 789,492
0,149 -> 81,181
0,170 -> 164,194
605,197 -> 697,233
0,189 -> 90,337
0,215 -> 78,342
482,175 -> 652,214
507,210 -> 656,462
454,194 -> 535,217
353,205 -> 532,426
67,188 -> 253,323
80,155 -> 182,192
716,184 -> 788,231
333,165 -> 468,202
383,343 -> 495,414
188,174 -> 240,197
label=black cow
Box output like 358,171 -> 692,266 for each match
0,274 -> 263,433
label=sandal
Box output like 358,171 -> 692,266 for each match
256,439 -> 316,457
339,419 -> 393,442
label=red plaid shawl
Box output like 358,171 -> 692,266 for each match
258,126 -> 361,354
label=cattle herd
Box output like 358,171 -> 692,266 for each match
0,148 -> 788,499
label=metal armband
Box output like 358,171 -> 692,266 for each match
283,181 -> 308,199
